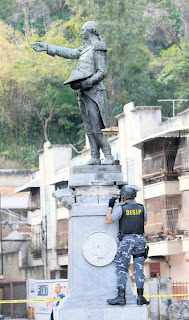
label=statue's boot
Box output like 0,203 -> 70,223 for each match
101,156 -> 114,165
86,158 -> 101,165
107,288 -> 126,305
137,289 -> 150,305
95,133 -> 114,165
86,134 -> 101,165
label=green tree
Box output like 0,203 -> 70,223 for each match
0,0 -> 71,36
0,0 -> 19,22
156,42 -> 189,113
66,0 -> 159,122
0,20 -> 84,167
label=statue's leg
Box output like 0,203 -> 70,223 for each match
95,133 -> 113,164
78,94 -> 101,164
82,94 -> 113,165
87,134 -> 101,164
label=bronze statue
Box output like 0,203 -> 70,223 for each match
30,21 -> 113,165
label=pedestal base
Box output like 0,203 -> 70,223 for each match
56,303 -> 148,320
54,165 -> 148,320
55,294 -> 148,320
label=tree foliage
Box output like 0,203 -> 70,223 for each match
0,0 -> 189,168
0,20 -> 84,167
66,0 -> 157,120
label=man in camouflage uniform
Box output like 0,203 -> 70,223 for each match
106,185 -> 149,306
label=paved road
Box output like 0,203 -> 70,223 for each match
4,318 -> 28,320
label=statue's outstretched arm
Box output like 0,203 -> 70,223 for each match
30,41 -> 83,59
47,45 -> 83,59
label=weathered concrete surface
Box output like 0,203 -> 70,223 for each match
56,304 -> 148,320
69,165 -> 123,187
70,203 -> 118,217
159,277 -> 172,320
169,301 -> 189,320
68,211 -> 136,303
149,278 -> 159,320
71,165 -> 122,174
56,165 -> 148,320
69,172 -> 123,187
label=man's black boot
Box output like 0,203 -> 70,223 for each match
107,288 -> 126,305
137,288 -> 150,305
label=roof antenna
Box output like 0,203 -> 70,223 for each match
157,99 -> 188,117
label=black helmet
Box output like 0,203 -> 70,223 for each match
120,185 -> 136,199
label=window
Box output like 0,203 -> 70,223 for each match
150,262 -> 160,278
166,209 -> 179,234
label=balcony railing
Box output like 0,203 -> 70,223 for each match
172,281 -> 189,300
30,247 -> 42,259
142,172 -> 178,185
57,248 -> 68,256
174,137 -> 189,174
145,210 -> 189,242
142,150 -> 179,185
56,236 -> 68,251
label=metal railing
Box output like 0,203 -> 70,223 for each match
142,150 -> 180,185
172,281 -> 189,300
145,211 -> 189,240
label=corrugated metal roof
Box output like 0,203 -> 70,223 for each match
48,168 -> 70,185
15,179 -> 40,193
133,125 -> 189,149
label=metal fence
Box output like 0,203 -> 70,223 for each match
0,280 -> 27,318
172,281 -> 189,300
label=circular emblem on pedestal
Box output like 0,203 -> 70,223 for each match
82,231 -> 117,267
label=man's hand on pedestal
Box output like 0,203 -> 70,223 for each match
108,197 -> 117,209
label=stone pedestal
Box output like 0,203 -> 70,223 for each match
56,166 -> 148,320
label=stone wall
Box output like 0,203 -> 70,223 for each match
169,301 -> 189,320
131,277 -> 178,320
132,277 -> 189,320
0,169 -> 31,185
1,252 -> 43,280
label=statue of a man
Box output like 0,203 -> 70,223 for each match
31,21 -> 114,165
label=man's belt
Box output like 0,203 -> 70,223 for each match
133,245 -> 149,260
118,232 -> 143,241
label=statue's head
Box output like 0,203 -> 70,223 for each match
81,21 -> 100,40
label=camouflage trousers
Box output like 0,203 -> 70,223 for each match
115,234 -> 146,290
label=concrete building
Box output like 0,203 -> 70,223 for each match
15,103 -> 189,286
0,169 -> 42,280
116,103 -> 189,283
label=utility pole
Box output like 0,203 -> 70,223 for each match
41,215 -> 48,279
157,99 -> 188,117
0,194 -> 3,276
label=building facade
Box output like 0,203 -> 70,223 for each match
14,103 -> 189,284
0,169 -> 41,280
116,103 -> 189,282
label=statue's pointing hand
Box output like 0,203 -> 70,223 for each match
30,42 -> 48,52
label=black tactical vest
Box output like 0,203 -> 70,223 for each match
119,202 -> 144,234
